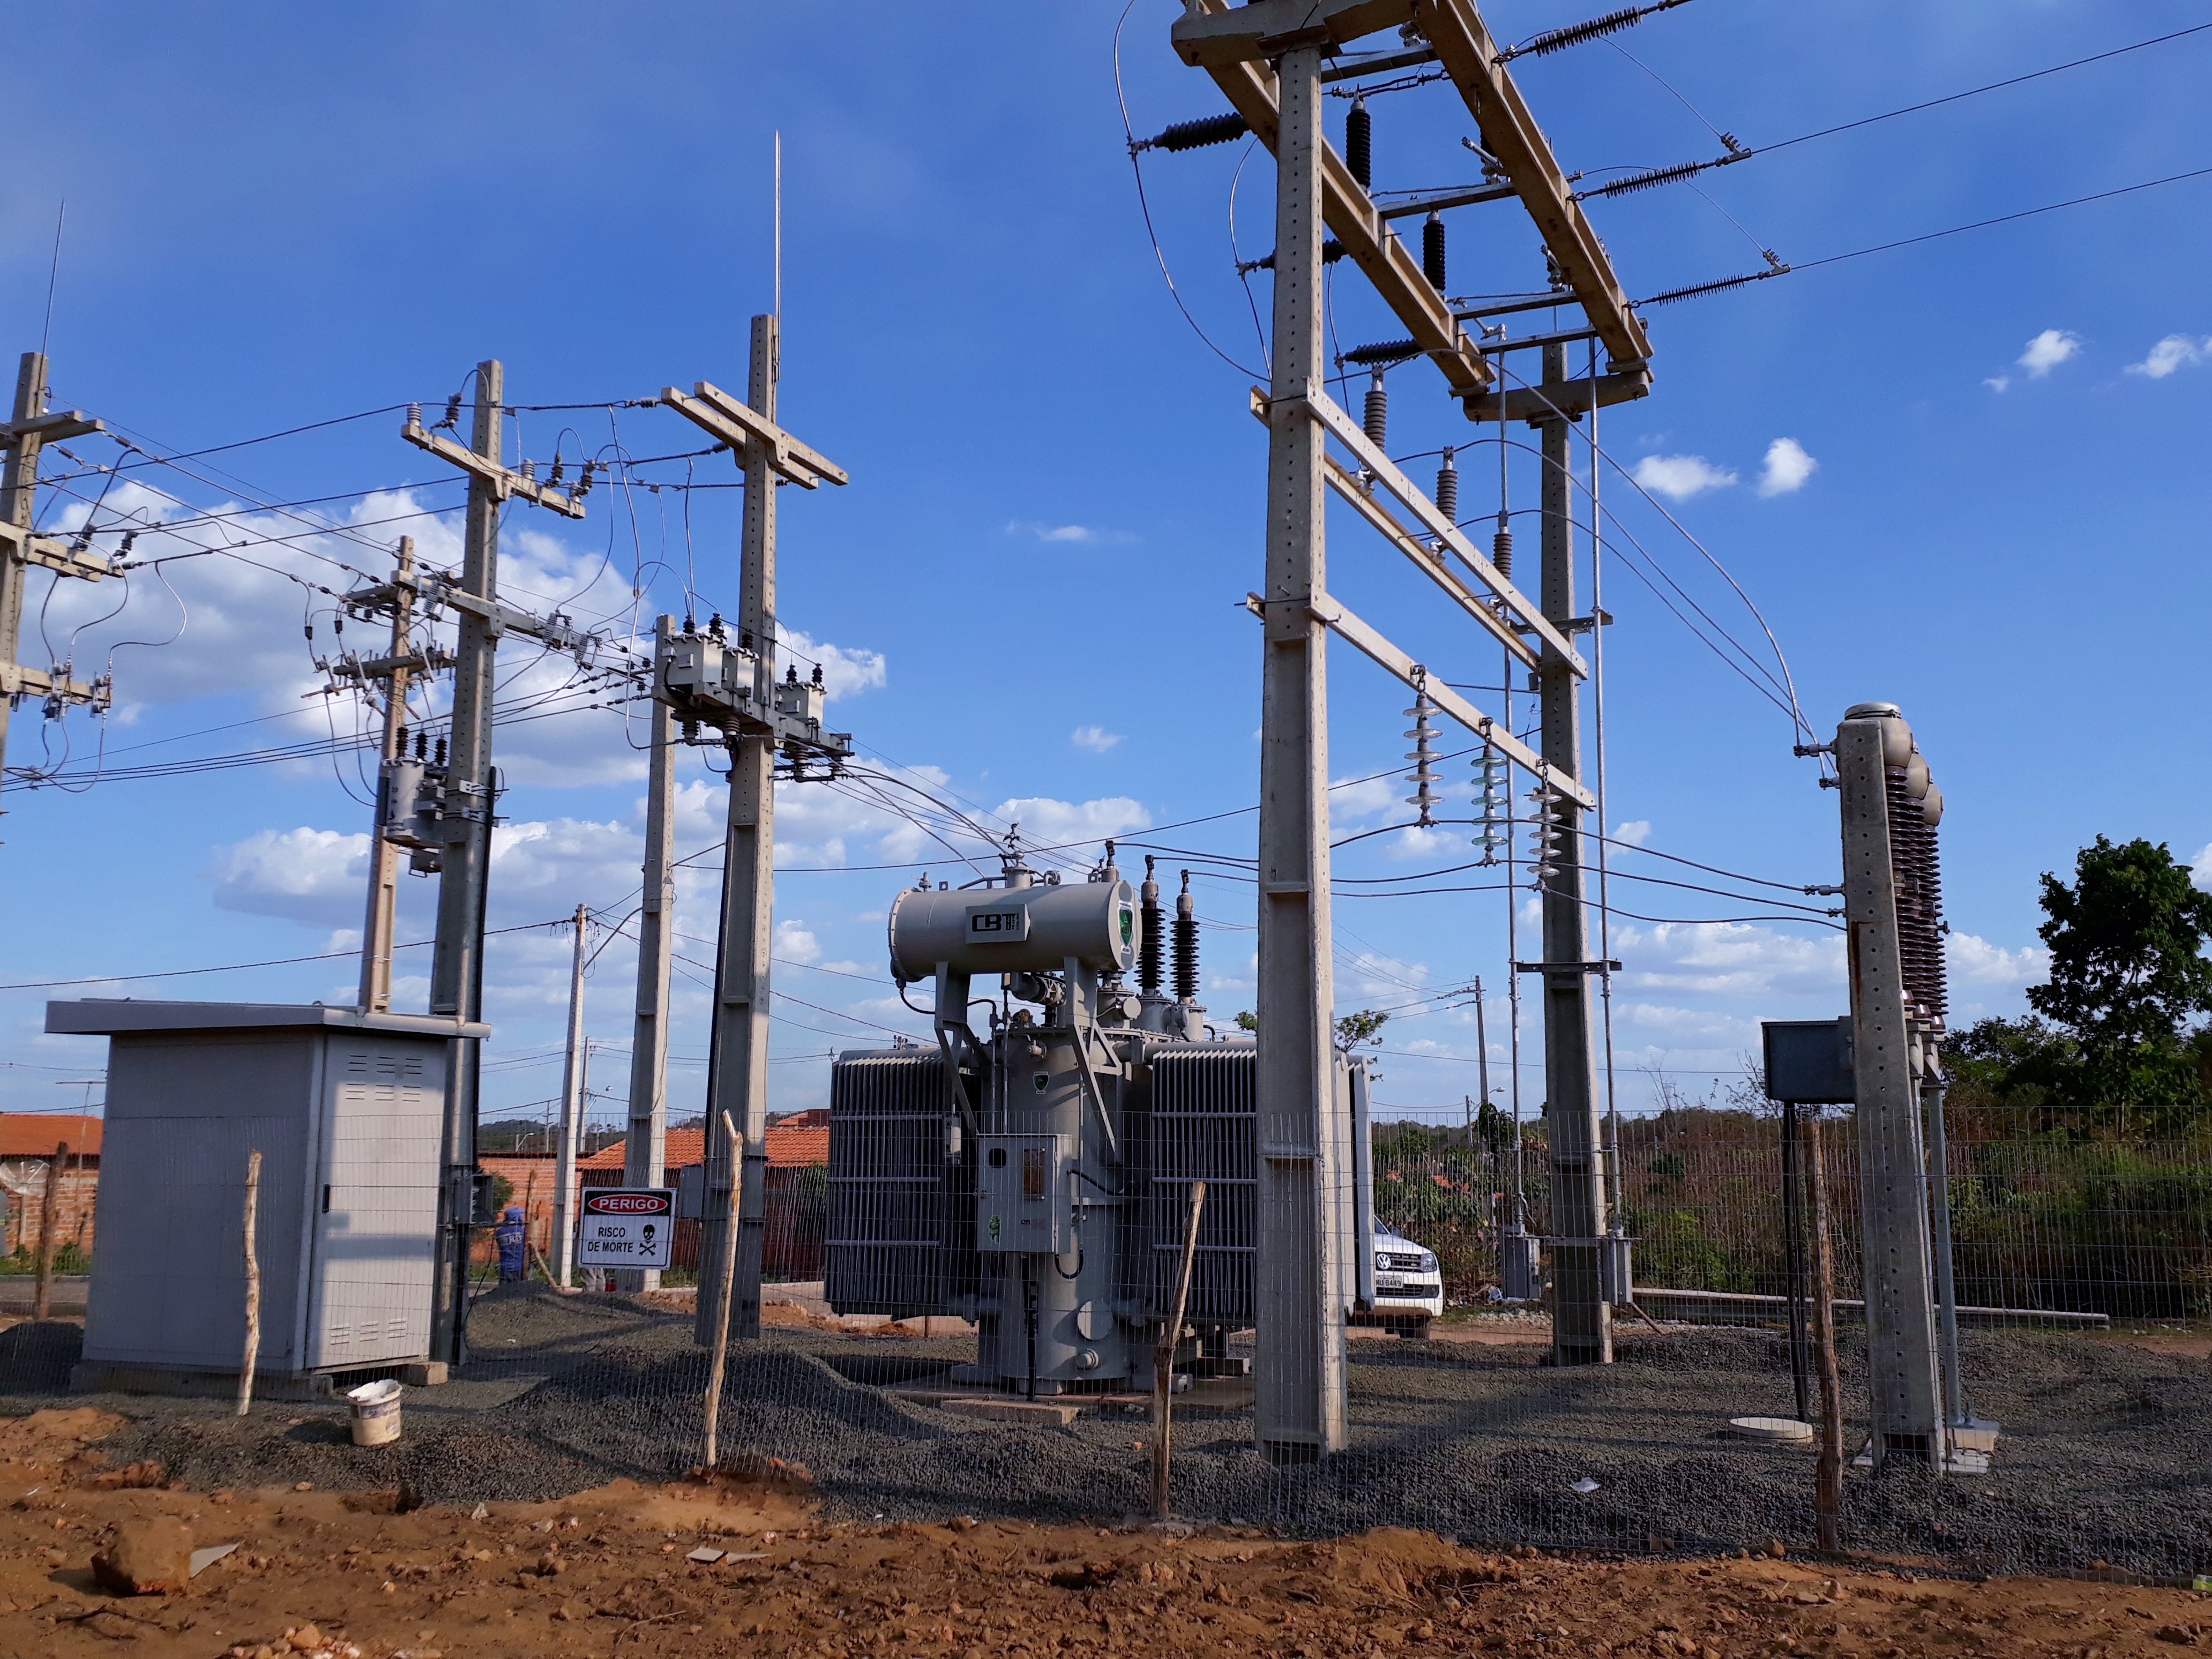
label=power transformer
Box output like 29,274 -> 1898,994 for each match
827,850 -> 1373,1393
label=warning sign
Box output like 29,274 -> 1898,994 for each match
577,1187 -> 676,1270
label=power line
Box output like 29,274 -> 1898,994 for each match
1794,163 -> 2212,273
0,916 -> 570,992
1751,20 -> 2212,160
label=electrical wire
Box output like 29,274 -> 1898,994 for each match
1793,163 -> 2212,274
0,917 -> 571,991
1752,20 -> 2212,161
1111,0 -> 1267,382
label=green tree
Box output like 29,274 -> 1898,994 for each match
1231,1007 -> 1393,1051
2025,836 -> 2212,1109
1335,1008 -> 1389,1050
1943,1014 -> 2080,1109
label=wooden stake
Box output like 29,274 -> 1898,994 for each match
1805,1114 -> 1843,1553
1153,1179 -> 1208,1520
701,1114 -> 745,1473
32,1141 -> 65,1322
237,1149 -> 263,1417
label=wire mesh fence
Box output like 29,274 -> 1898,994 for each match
0,1094 -> 2205,1583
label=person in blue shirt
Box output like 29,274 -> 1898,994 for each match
495,1203 -> 528,1282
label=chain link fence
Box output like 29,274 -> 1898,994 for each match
0,1101 -> 2204,1583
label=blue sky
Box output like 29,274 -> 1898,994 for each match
3,1 -> 2209,1134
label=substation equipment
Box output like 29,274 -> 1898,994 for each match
825,853 -> 1384,1441
47,999 -> 487,1391
1766,701 -> 1986,1474
1152,0 -> 1663,1453
1832,701 -> 1985,1472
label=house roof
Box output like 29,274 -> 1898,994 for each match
0,1115 -> 103,1159
577,1109 -> 829,1173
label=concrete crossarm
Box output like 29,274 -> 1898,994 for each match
1244,588 -> 1594,809
433,585 -> 597,654
0,520 -> 114,582
0,409 -> 102,447
401,418 -> 586,519
1293,384 -> 1587,675
1246,384 -> 1540,672
1175,0 -> 1494,402
660,383 -> 849,491
0,662 -> 102,701
1321,451 -> 1540,673
1415,0 -> 1652,374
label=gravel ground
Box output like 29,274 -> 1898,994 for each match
2,1286 -> 2205,1582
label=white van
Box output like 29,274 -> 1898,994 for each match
1360,1225 -> 1444,1336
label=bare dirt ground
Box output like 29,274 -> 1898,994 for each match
0,1409 -> 2207,1659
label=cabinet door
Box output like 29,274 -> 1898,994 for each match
305,1040 -> 443,1367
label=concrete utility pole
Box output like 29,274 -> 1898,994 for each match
0,350 -> 110,826
1835,701 -> 1945,1468
357,536 -> 419,1013
654,345 -> 852,1350
406,361 -> 588,1364
1532,341 -> 1612,1367
618,616 -> 679,1294
428,363 -> 505,1363
698,316 -> 784,1348
553,902 -> 590,1287
1252,43 -> 1350,1463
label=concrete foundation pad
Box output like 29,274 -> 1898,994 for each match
71,1358 -> 430,1401
1728,1416 -> 1814,1445
936,1397 -> 1083,1427
1951,1418 -> 2001,1454
401,1361 -> 449,1386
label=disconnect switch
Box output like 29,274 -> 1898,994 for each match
977,1133 -> 1068,1255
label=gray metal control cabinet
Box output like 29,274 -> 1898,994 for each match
47,1000 -> 487,1381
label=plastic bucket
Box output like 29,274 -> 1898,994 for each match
347,1379 -> 403,1446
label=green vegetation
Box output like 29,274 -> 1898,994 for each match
0,1242 -> 90,1275
1369,1105 -> 2211,1320
1952,836 -> 2212,1122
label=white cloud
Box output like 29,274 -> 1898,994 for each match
1982,375 -> 2011,393
1612,819 -> 1653,848
26,479 -> 886,797
1005,520 -> 1136,545
990,794 -> 1152,851
1631,453 -> 1737,501
2016,328 -> 2081,378
1754,437 -> 1818,497
1071,724 -> 1123,753
1946,931 -> 2048,989
778,626 -> 885,702
2126,334 -> 2212,380
1613,920 -> 1846,1002
1621,1002 -> 1753,1045
774,917 -> 823,966
1328,774 -> 1400,821
1378,824 -> 1456,861
207,827 -> 372,927
2191,842 -> 2212,892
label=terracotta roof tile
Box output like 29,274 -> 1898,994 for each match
0,1115 -> 102,1159
576,1109 -> 830,1172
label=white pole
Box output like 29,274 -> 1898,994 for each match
552,903 -> 589,1287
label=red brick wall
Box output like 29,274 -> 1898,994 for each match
5,1162 -> 101,1259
